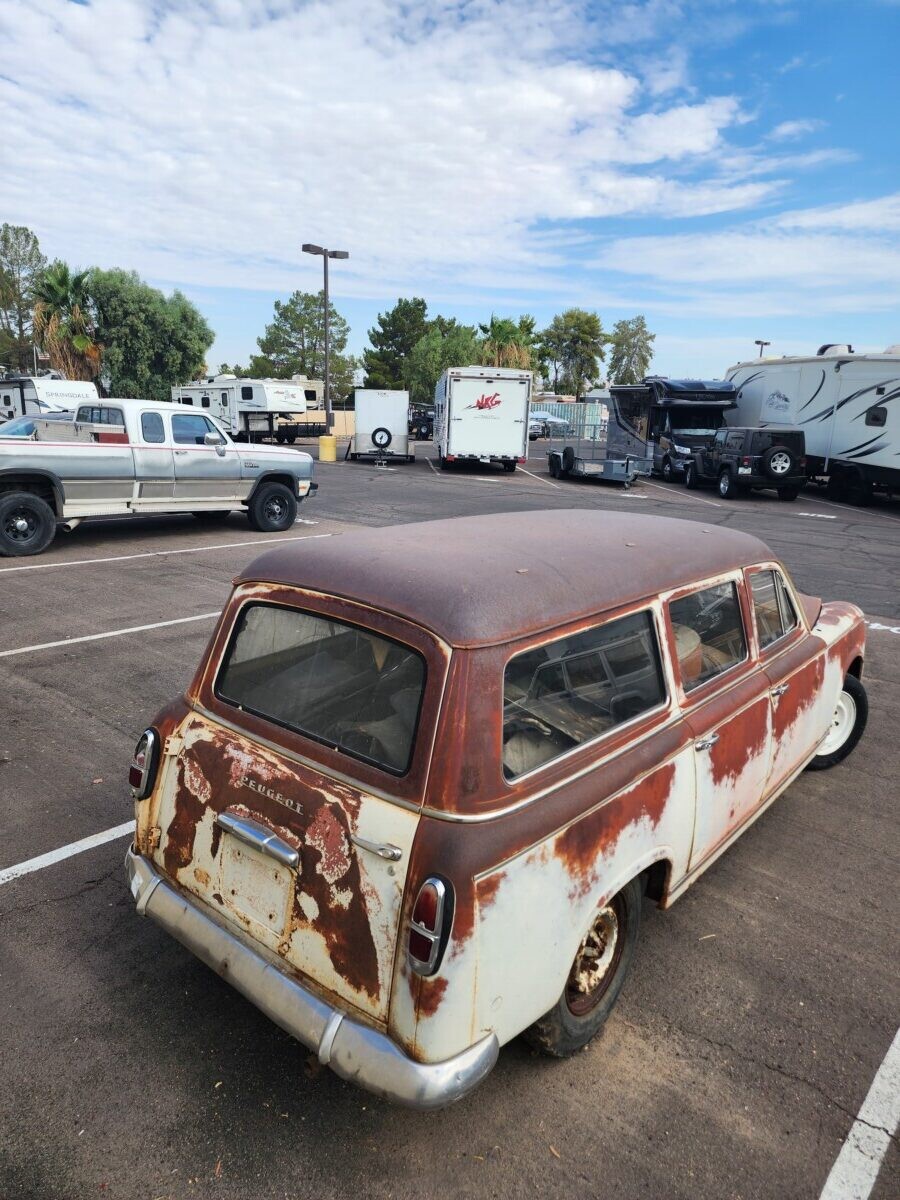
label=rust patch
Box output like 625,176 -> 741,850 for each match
477,871 -> 507,909
416,976 -> 448,1019
708,698 -> 768,788
162,757 -> 207,876
773,655 -> 825,735
193,867 -> 210,887
305,805 -> 351,884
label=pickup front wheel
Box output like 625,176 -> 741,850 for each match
523,875 -> 642,1057
247,482 -> 297,532
0,491 -> 57,557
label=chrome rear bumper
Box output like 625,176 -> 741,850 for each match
126,848 -> 498,1109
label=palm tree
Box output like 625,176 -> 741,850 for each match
32,262 -> 101,381
476,315 -> 533,369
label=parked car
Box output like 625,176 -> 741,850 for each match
408,407 -> 434,439
0,398 -> 315,557
684,427 -> 806,500
126,511 -> 867,1108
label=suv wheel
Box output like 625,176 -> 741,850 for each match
247,482 -> 297,532
684,461 -> 700,490
762,445 -> 797,479
0,491 -> 57,557
718,469 -> 741,499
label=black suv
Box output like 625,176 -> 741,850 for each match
685,427 -> 806,500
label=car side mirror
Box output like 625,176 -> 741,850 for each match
204,431 -> 224,446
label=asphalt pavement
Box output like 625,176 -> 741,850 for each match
1,442 -> 897,1200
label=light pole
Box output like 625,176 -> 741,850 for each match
754,339 -> 771,358
302,243 -> 349,432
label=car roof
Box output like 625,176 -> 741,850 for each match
235,511 -> 773,648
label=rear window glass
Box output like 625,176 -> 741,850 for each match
503,611 -> 666,780
669,581 -> 747,692
216,604 -> 426,775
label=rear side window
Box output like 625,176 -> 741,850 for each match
750,571 -> 798,649
669,581 -> 747,692
502,611 -> 666,779
141,412 -> 165,443
216,604 -> 426,775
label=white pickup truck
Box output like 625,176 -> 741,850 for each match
0,397 -> 316,557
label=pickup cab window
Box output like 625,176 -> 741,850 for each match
76,405 -> 124,425
172,413 -> 221,445
141,412 -> 165,443
669,581 -> 747,692
750,570 -> 798,649
216,604 -> 426,775
503,610 -> 666,779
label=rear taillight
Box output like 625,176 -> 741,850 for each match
742,456 -> 751,467
129,728 -> 159,800
408,876 -> 453,976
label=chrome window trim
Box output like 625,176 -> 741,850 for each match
746,564 -> 803,657
667,577 -> 750,699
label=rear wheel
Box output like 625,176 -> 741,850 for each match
502,460 -> 517,472
807,675 -> 868,770
247,482 -> 297,532
0,491 -> 57,557
777,486 -> 800,501
718,469 -> 741,499
523,876 -> 642,1057
684,461 -> 700,489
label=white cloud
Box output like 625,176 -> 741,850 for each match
0,0 -> 769,300
776,192 -> 900,232
768,118 -> 824,141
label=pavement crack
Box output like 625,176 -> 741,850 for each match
0,866 -> 118,918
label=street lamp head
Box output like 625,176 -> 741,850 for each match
302,243 -> 324,255
327,250 -> 349,260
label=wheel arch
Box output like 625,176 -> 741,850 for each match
0,469 -> 64,517
244,471 -> 300,506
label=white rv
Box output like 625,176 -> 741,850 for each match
0,375 -> 99,423
171,374 -> 324,442
727,345 -> 900,502
433,366 -> 532,471
350,389 -> 413,461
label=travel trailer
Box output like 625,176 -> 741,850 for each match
433,367 -> 532,471
171,374 -> 323,442
0,375 -> 99,424
727,346 -> 900,502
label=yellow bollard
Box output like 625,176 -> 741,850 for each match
318,434 -> 337,462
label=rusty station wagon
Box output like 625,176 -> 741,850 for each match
126,511 -> 868,1108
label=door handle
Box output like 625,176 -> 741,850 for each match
174,449 -> 188,456
771,683 -> 790,698
215,811 -> 299,869
350,833 -> 403,862
695,733 -> 720,751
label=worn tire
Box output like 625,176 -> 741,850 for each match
684,461 -> 700,489
191,510 -> 232,524
523,876 -> 642,1058
247,482 -> 297,532
777,486 -> 800,502
806,675 -> 868,770
549,456 -> 561,479
0,491 -> 57,557
562,446 -> 576,474
502,460 -> 517,472
718,469 -> 741,499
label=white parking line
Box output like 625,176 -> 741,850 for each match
819,1026 -> 900,1200
803,494 -> 900,524
0,532 -> 332,574
518,465 -> 561,490
0,612 -> 220,658
642,479 -> 723,508
0,821 -> 135,887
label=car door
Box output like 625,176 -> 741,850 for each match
132,410 -> 175,504
747,567 -> 826,791
666,577 -> 773,870
170,411 -> 243,501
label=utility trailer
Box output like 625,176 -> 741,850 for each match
349,389 -> 413,462
434,366 -> 531,471
171,374 -> 323,443
727,345 -> 900,503
547,408 -> 652,486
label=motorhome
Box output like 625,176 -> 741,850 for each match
0,375 -> 99,423
727,346 -> 900,502
171,374 -> 323,442
607,378 -> 738,480
433,367 -> 532,471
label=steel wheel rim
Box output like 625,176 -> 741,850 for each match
719,474 -> 730,496
770,452 -> 791,475
818,691 -> 856,755
565,899 -> 625,1016
4,507 -> 38,544
264,496 -> 286,523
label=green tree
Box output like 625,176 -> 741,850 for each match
256,290 -> 356,399
475,314 -> 535,369
363,297 -> 428,389
537,309 -> 607,400
90,268 -> 214,400
32,261 -> 101,381
403,319 -> 479,406
0,224 -> 47,371
609,315 -> 655,384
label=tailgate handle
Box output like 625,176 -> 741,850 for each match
216,812 -> 299,869
350,833 -> 403,862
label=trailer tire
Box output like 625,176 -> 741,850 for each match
371,427 -> 392,450
502,460 -> 517,472
285,433 -> 297,445
562,446 -> 576,474
549,455 -> 561,479
0,491 -> 57,557
247,482 -> 297,532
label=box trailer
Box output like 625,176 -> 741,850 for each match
171,374 -> 324,442
349,389 -> 413,462
433,367 -> 532,471
727,345 -> 900,502
0,375 -> 98,424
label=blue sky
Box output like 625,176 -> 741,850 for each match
2,0 -> 899,378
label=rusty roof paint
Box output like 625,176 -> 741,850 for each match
235,511 -> 774,648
